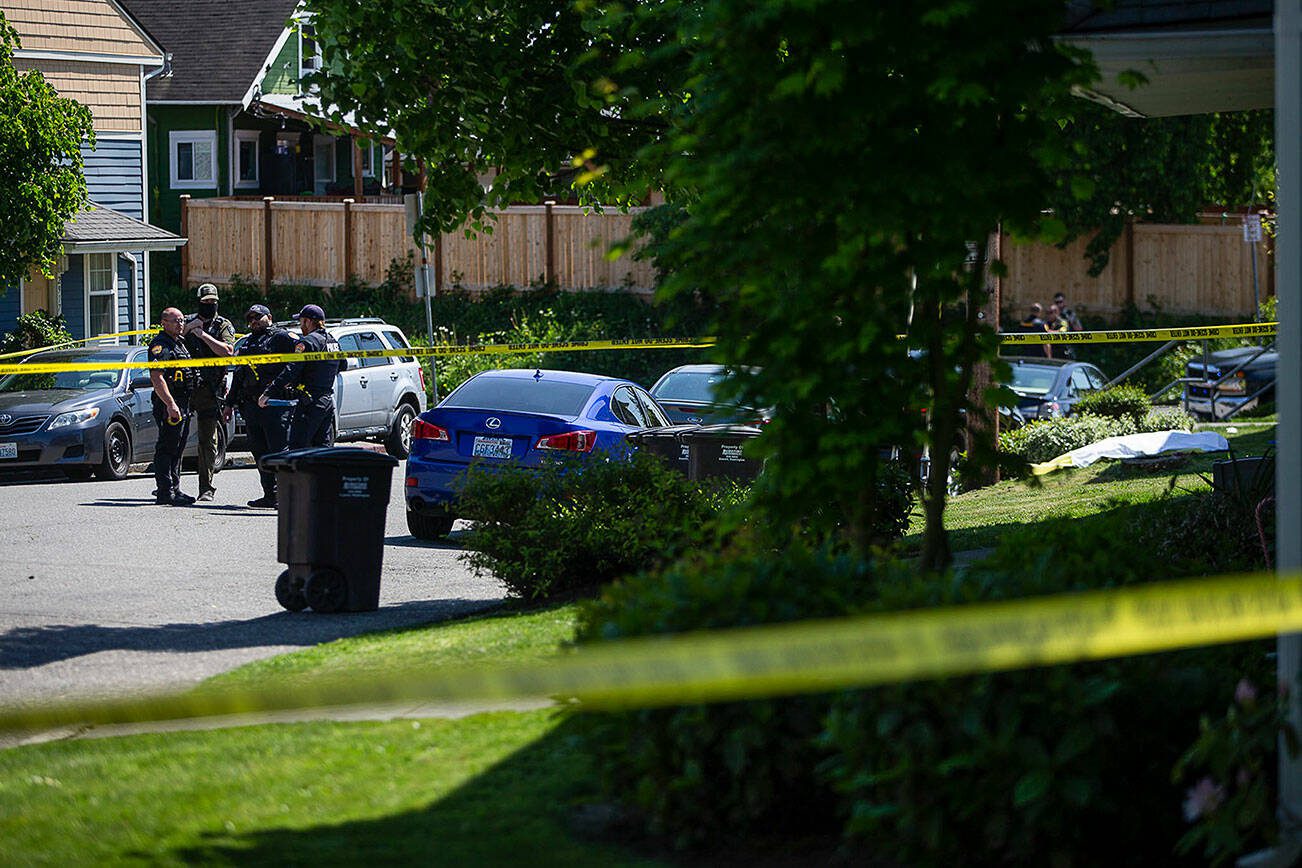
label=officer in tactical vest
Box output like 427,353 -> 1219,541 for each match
226,304 -> 298,507
149,307 -> 198,506
262,304 -> 347,448
182,284 -> 234,501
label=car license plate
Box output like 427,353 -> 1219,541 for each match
472,436 -> 513,460
0,443 -> 15,459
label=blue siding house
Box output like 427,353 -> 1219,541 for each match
0,0 -> 186,342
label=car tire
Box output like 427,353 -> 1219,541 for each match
407,509 -> 454,541
94,421 -> 131,480
385,403 -> 417,459
304,568 -> 347,613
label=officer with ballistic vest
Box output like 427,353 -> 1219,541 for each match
262,304 -> 346,448
148,307 -> 198,506
181,284 -> 234,501
225,304 -> 298,508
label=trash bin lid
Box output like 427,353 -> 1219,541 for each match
682,423 -> 764,440
260,446 -> 400,472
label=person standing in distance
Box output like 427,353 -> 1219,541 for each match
149,308 -> 197,506
262,304 -> 346,448
225,304 -> 298,507
182,284 -> 234,501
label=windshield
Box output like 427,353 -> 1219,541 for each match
443,376 -> 595,417
0,366 -> 121,393
653,371 -> 735,403
1008,365 -> 1057,396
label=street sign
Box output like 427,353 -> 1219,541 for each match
1244,213 -> 1263,243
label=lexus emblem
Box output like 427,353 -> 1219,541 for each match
0,414 -> 11,427
485,417 -> 502,430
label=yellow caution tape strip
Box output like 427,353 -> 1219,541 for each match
999,321 -> 1277,346
1,572 -> 1298,735
0,336 -> 718,376
0,322 -> 1275,375
0,328 -> 160,360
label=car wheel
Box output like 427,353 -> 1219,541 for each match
63,467 -> 94,481
304,568 -> 347,613
94,421 -> 131,480
274,570 -> 308,612
213,424 -> 228,473
407,509 -> 454,540
385,403 -> 417,459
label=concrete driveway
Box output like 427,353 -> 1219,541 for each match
0,454 -> 505,707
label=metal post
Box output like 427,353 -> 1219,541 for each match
415,190 -> 438,402
1252,233 -> 1262,319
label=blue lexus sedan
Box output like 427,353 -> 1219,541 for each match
404,368 -> 670,539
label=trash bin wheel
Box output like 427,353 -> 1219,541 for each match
305,568 -> 347,613
274,570 -> 308,612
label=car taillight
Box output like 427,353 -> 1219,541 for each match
411,419 -> 449,441
405,476 -> 418,487
418,365 -> 427,394
536,430 -> 598,452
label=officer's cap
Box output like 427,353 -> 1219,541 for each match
295,304 -> 326,321
197,283 -> 219,302
246,304 -> 272,319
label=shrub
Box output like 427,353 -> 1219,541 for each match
1141,405 -> 1197,432
575,537 -> 896,850
820,504 -> 1273,865
1075,384 -> 1150,423
0,309 -> 73,354
999,413 -> 1137,465
457,452 -> 748,600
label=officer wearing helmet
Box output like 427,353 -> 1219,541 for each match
262,304 -> 346,448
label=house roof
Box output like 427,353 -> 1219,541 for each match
1062,0 -> 1272,34
117,0 -> 300,103
64,204 -> 186,253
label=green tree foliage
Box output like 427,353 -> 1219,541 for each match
0,12 -> 94,289
306,0 -> 1094,567
1046,103 -> 1273,274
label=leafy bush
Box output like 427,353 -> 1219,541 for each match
457,452 -> 748,600
999,413 -> 1137,465
1143,405 -> 1197,432
0,309 -> 73,354
820,504 -> 1272,865
1075,384 -> 1150,423
575,537 -> 895,849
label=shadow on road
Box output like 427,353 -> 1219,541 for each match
0,598 -> 500,670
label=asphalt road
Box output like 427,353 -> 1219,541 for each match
0,453 -> 505,707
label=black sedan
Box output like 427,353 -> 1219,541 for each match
649,364 -> 770,424
1002,357 -> 1109,421
0,347 -> 229,480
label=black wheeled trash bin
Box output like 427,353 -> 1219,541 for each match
261,447 -> 400,614
624,424 -> 699,475
682,424 -> 764,482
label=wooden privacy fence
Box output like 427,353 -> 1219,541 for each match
1001,221 -> 1272,320
181,196 -> 656,295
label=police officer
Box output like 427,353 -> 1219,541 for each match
182,284 -> 234,501
262,304 -> 346,448
149,307 -> 197,506
225,304 -> 298,508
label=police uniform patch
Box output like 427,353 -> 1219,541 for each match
295,342 -> 306,352
150,345 -> 162,355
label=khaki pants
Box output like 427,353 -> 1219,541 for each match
190,386 -> 222,494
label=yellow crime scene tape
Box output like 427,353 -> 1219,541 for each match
2,572 -> 1300,736
0,322 -> 1277,376
0,327 -> 160,360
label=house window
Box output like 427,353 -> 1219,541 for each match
169,130 -> 217,189
85,253 -> 117,339
314,135 -> 336,183
360,143 -> 373,177
299,20 -> 322,79
235,130 -> 260,189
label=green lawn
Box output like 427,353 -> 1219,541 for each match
907,423 -> 1276,553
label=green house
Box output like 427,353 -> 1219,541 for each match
119,0 -> 394,288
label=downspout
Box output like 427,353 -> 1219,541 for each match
121,252 -> 139,344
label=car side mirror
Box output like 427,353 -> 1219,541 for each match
129,375 -> 153,391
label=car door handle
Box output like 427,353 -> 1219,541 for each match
389,373 -> 399,381
359,377 -> 368,388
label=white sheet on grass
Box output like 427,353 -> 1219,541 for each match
1031,430 -> 1230,476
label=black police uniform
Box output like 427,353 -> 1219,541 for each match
147,331 -> 196,504
267,327 -> 347,449
183,312 -> 235,495
228,325 -> 299,501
